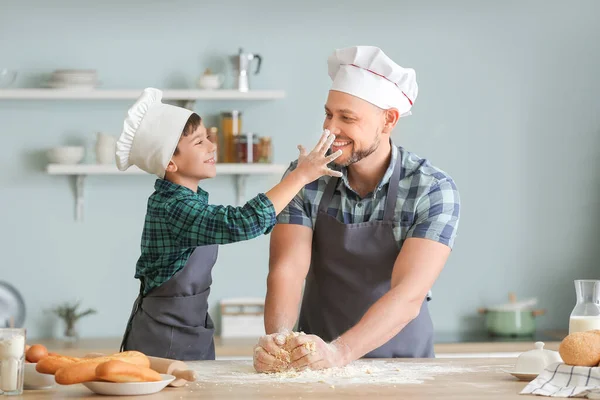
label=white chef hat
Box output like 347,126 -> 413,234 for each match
116,88 -> 193,178
327,46 -> 418,117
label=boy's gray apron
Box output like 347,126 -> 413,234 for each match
120,244 -> 218,361
298,155 -> 434,358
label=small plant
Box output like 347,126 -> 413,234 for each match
51,301 -> 97,340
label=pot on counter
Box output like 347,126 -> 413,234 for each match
478,293 -> 546,336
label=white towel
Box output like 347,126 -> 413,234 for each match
521,362 -> 600,398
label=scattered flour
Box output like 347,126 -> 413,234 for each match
188,360 -> 477,386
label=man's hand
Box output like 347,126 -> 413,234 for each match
286,334 -> 351,371
253,332 -> 290,373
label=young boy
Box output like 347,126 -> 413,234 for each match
114,88 -> 341,361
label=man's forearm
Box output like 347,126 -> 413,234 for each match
264,270 -> 305,334
335,287 -> 423,363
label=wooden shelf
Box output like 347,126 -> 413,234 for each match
0,89 -> 285,101
47,163 -> 288,221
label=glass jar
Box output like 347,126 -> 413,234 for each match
220,111 -> 242,163
257,137 -> 272,163
569,279 -> 600,334
234,133 -> 259,163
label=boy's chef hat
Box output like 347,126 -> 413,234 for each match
327,46 -> 418,117
116,88 -> 193,178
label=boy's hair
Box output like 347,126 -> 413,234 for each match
174,113 -> 201,154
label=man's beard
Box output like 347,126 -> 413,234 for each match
335,132 -> 381,167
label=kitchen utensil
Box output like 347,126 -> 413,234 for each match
0,69 -> 17,88
147,356 -> 197,387
198,69 -> 224,90
478,292 -> 545,336
509,372 -> 538,381
81,374 -> 174,396
46,146 -> 85,165
0,282 -> 26,329
230,48 -> 262,92
512,341 -> 562,378
95,133 -> 117,164
46,69 -> 98,90
569,279 -> 600,334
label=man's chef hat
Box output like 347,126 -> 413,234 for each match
115,88 -> 193,178
327,46 -> 418,117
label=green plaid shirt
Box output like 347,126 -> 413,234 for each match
135,179 -> 276,294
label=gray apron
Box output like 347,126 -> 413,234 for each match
120,244 -> 218,361
298,155 -> 435,358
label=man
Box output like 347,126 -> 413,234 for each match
253,46 -> 460,372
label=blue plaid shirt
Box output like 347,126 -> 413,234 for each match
277,143 -> 460,249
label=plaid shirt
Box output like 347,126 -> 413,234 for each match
278,143 -> 460,249
135,179 -> 276,294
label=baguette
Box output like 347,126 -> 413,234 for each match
559,330 -> 600,366
95,360 -> 162,383
36,355 -> 81,375
55,351 -> 150,385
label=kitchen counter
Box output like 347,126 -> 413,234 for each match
17,358 -> 535,399
31,330 -> 567,358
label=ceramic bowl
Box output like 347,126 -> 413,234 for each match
46,146 -> 85,164
24,363 -> 55,389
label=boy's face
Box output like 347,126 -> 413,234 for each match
168,122 -> 217,180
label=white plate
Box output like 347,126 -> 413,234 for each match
82,374 -> 175,396
44,81 -> 100,90
509,372 -> 538,381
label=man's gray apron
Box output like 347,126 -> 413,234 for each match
298,154 -> 434,358
120,244 -> 218,361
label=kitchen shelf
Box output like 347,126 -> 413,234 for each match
47,163 -> 288,221
0,89 -> 286,108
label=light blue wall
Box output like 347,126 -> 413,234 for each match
1,0 -> 599,339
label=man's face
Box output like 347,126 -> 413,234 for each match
323,90 -> 387,167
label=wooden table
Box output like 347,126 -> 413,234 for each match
16,358 -> 537,399
31,334 -> 565,358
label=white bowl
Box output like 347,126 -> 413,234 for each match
47,146 -> 85,164
24,363 -> 55,389
197,74 -> 223,90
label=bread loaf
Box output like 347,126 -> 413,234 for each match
36,355 -> 81,375
55,351 -> 150,385
95,360 -> 162,383
559,330 -> 600,366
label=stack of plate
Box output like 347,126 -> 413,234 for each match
47,69 -> 99,90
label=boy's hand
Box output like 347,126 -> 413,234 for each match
294,130 -> 342,184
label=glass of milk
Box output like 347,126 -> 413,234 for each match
0,328 -> 26,396
569,280 -> 600,334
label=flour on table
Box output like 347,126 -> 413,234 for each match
189,360 -> 476,386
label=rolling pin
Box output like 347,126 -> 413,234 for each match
83,353 -> 197,387
147,356 -> 197,387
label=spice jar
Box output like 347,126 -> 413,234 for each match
207,127 -> 219,161
220,111 -> 242,163
235,133 -> 260,163
257,137 -> 272,163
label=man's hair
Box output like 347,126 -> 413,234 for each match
174,113 -> 201,154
